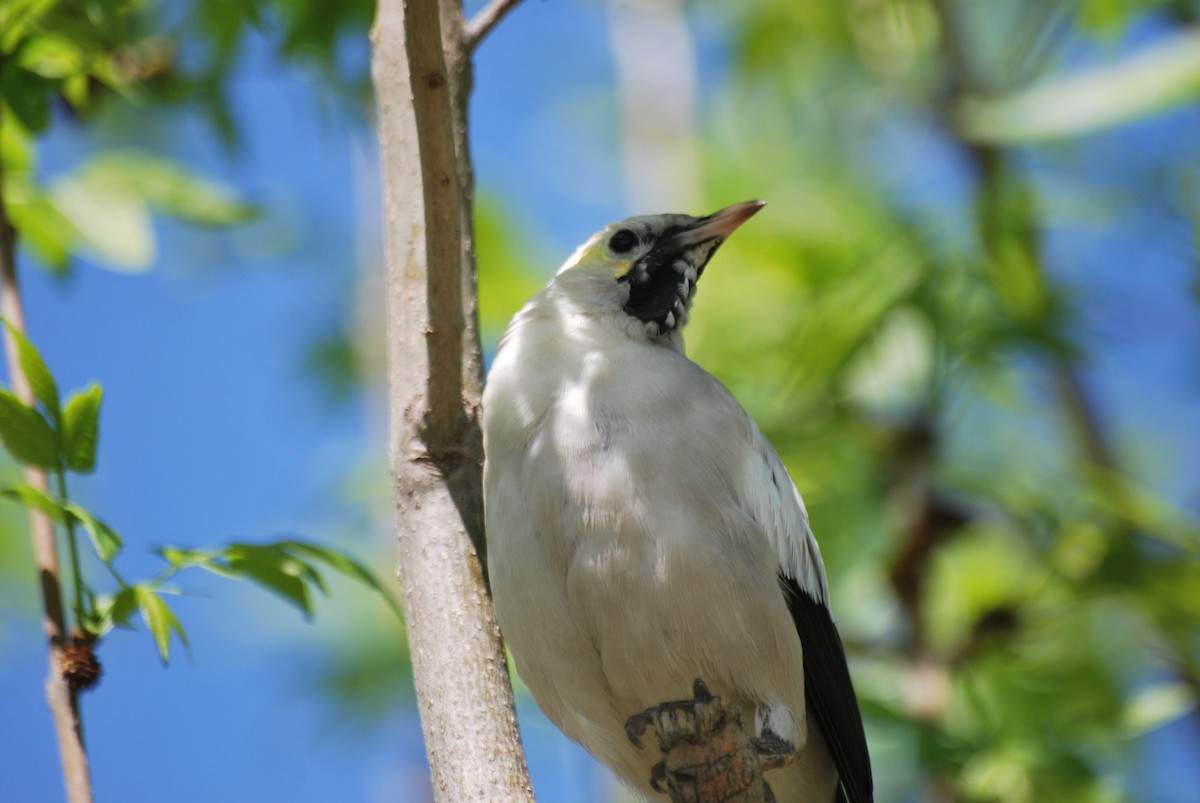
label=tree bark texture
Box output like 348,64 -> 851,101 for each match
371,0 -> 533,799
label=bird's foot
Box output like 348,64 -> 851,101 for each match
625,678 -> 716,749
625,678 -> 770,801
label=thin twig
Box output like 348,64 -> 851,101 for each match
465,0 -> 524,52
0,113 -> 94,802
55,468 -> 86,627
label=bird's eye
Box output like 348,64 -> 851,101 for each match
608,229 -> 638,255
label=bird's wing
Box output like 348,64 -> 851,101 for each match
740,426 -> 874,803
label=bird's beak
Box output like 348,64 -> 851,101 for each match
676,200 -> 766,247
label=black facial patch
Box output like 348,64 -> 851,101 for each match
621,265 -> 686,330
619,229 -> 718,333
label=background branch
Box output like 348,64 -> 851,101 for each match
465,0 -> 524,52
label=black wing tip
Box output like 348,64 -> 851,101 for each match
838,775 -> 875,803
779,572 -> 875,803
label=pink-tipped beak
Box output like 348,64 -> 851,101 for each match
677,200 -> 766,246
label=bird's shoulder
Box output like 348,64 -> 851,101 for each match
486,301 -> 737,427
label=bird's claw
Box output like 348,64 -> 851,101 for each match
626,678 -> 716,750
649,761 -> 668,793
626,708 -> 654,749
750,729 -> 800,772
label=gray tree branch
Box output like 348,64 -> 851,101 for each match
465,0 -> 524,52
371,0 -> 532,798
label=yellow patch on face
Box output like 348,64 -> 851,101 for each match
612,259 -> 635,279
556,232 -> 637,279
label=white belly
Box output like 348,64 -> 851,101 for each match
482,321 -> 837,800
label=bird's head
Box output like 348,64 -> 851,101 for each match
551,200 -> 765,339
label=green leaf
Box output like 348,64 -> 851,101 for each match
3,141 -> 76,274
0,389 -> 58,467
223,543 -> 320,617
155,540 -> 397,619
61,71 -> 89,110
2,320 -> 59,422
955,29 -> 1200,144
1,108 -> 32,172
1123,682 -> 1197,736
221,0 -> 266,28
0,0 -> 60,54
277,540 -> 401,616
0,68 -> 53,132
64,502 -> 122,563
75,151 -> 258,227
1077,0 -> 1142,38
134,586 -> 188,664
88,53 -> 145,102
4,187 -> 77,272
94,586 -> 139,636
156,546 -> 241,578
61,384 -> 102,472
785,243 -> 924,394
0,483 -> 66,523
17,34 -> 85,79
50,172 -> 154,271
47,151 -> 257,273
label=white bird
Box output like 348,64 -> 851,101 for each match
482,201 -> 873,802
